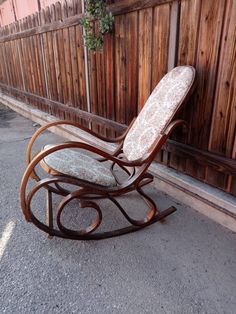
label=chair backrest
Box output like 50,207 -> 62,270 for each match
123,66 -> 196,161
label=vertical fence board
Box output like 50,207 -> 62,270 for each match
103,32 -> 116,137
114,15 -> 126,124
87,46 -> 98,130
125,11 -> 138,124
55,2 -> 66,111
96,42 -> 108,135
138,8 -> 153,111
51,4 -> 63,107
171,0 -> 202,171
26,17 -> 37,98
68,1 -> 80,110
39,10 -> 51,108
62,0 -> 74,110
152,3 -> 171,163
151,4 -> 170,89
75,22 -> 87,112
46,7 -> 58,103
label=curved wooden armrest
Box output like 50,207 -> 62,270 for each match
26,118 -> 136,166
163,119 -> 189,137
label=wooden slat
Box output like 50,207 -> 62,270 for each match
169,0 -> 202,171
95,36 -> 107,135
114,15 -> 126,124
45,7 -> 58,102
75,22 -> 87,112
68,2 -> 80,109
125,11 -> 138,124
18,19 -> 29,105
151,4 -> 170,89
4,28 -> 14,87
26,17 -> 37,96
0,43 -> 7,83
68,0 -> 87,125
15,27 -> 25,91
138,8 -> 153,111
39,9 -> 51,105
55,2 -> 67,108
8,26 -> 18,88
151,3 -> 171,163
103,31 -> 116,137
34,16 -> 46,108
230,137 -> 236,196
0,45 -> 3,82
62,0 -> 74,108
29,16 -> 39,95
51,4 -> 62,104
87,36 -> 98,129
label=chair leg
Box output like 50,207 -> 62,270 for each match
46,190 -> 53,239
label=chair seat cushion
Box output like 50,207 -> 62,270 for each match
42,145 -> 116,187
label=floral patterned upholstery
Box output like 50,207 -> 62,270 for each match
42,145 -> 116,187
123,66 -> 195,161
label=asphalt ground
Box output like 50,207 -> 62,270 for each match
0,104 -> 236,314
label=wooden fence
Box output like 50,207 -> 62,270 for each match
0,0 -> 235,196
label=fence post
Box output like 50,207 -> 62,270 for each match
81,0 -> 91,117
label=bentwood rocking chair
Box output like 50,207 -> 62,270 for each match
20,66 -> 196,240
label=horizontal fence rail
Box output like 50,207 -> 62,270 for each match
0,0 -> 235,196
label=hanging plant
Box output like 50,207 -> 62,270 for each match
80,0 -> 114,52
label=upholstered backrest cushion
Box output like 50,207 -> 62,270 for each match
123,66 -> 195,161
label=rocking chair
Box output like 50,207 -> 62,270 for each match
20,66 -> 196,240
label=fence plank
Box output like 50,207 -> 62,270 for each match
152,4 -> 170,89
152,3 -> 171,163
62,1 -> 74,110
75,23 -> 87,112
125,11 -> 138,124
115,15 -> 126,124
103,32 -> 116,137
170,0 -> 202,171
138,8 -> 153,111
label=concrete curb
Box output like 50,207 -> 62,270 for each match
1,92 -> 235,232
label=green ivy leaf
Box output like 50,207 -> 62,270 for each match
80,0 -> 114,52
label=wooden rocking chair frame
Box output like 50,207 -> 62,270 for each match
20,70 -> 196,240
